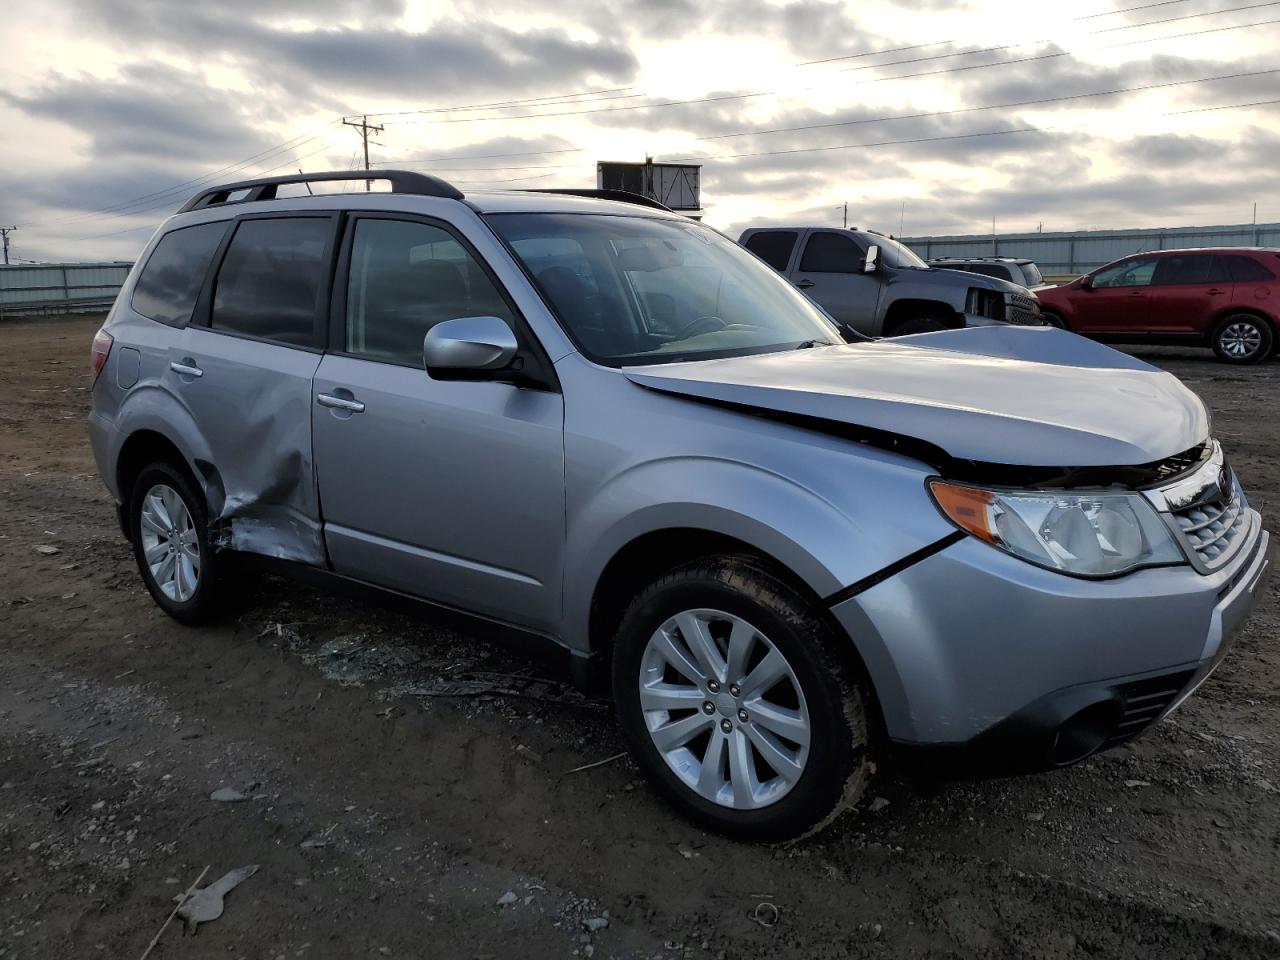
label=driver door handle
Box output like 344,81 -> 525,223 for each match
793,279 -> 815,289
317,393 -> 365,413
169,360 -> 203,378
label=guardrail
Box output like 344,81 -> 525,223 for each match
0,262 -> 132,319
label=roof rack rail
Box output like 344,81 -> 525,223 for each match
522,188 -> 674,212
177,170 -> 464,213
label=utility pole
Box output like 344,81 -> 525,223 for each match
843,202 -> 847,229
0,226 -> 15,266
342,115 -> 384,190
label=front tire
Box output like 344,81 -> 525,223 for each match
1211,314 -> 1272,364
612,557 -> 872,841
127,461 -> 230,624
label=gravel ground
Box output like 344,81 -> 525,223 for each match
1,314 -> 1277,960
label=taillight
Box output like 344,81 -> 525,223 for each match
90,328 -> 113,384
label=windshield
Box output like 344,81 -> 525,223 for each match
874,235 -> 929,269
486,213 -> 842,365
1019,262 -> 1044,286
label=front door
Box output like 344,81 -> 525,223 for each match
789,231 -> 882,333
311,215 -> 566,633
1073,255 -> 1157,334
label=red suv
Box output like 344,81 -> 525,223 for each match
1038,248 -> 1279,364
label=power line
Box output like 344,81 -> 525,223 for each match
700,67 -> 1280,141
379,67 -> 1280,169
373,10 -> 1280,127
36,120 -> 343,228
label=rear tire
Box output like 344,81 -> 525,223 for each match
127,461 -> 232,624
612,557 -> 873,841
1211,314 -> 1272,364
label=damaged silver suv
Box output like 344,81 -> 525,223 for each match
89,171 -> 1270,841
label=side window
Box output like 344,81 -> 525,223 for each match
131,222 -> 229,326
798,232 -> 865,273
743,231 -> 798,271
1224,255 -> 1276,283
211,218 -> 330,346
346,218 -> 517,366
1091,257 -> 1157,288
1151,254 -> 1221,286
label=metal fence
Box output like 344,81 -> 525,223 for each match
901,222 -> 1280,278
0,262 -> 132,319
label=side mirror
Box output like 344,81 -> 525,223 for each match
863,245 -> 880,274
1078,275 -> 1093,290
423,316 -> 518,375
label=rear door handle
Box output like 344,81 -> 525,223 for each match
793,279 -> 815,289
169,360 -> 203,378
316,393 -> 365,414
1129,290 -> 1144,296
1207,288 -> 1227,295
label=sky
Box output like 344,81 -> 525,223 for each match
0,0 -> 1277,262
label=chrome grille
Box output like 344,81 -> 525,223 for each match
1007,293 -> 1039,324
1170,480 -> 1247,569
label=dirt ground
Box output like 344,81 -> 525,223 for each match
2,313 -> 1278,960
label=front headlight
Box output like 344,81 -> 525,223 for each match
929,480 -> 1185,577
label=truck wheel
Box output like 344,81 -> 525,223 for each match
612,557 -> 873,842
127,461 -> 232,624
891,314 -> 949,336
1211,314 -> 1272,364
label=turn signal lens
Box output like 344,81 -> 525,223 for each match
929,481 -> 999,543
90,328 -> 113,384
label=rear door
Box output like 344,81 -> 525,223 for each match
789,230 -> 882,333
1072,255 -> 1157,334
741,230 -> 799,274
1148,253 -> 1231,335
168,213 -> 335,563
311,214 -> 565,633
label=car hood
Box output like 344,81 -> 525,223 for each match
623,326 -> 1208,467
928,268 -> 1031,297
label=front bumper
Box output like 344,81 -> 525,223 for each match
831,512 -> 1269,772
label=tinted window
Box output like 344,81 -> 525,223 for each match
1019,262 -> 1044,286
743,231 -> 798,271
211,218 -> 331,346
1091,257 -> 1157,288
799,232 -> 865,273
346,218 -> 517,366
1224,254 -> 1276,282
964,264 -> 1012,281
1151,254 -> 1227,286
131,222 -> 229,326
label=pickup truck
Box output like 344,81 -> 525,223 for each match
739,226 -> 1041,336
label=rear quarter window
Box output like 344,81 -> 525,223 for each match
131,221 -> 230,326
1225,255 -> 1276,283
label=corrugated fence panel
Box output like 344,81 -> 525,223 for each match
902,223 -> 1280,277
0,262 -> 133,317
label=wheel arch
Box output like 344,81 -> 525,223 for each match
882,297 -> 962,335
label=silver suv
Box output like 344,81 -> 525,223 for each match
89,171 -> 1269,841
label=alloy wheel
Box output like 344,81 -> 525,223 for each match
638,608 -> 810,809
139,483 -> 201,602
1219,321 -> 1262,359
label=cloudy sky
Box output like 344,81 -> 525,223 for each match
1,0 -> 1277,262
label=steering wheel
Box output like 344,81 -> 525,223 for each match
674,315 -> 728,340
